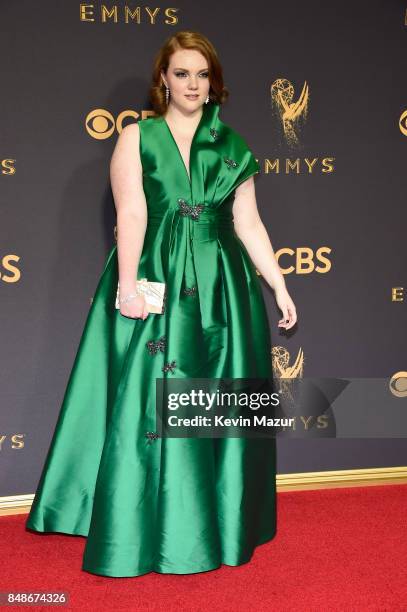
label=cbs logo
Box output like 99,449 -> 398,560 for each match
399,109 -> 407,137
0,255 -> 21,283
276,247 -> 331,274
389,372 -> 407,398
86,109 -> 156,139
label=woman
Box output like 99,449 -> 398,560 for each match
26,30 -> 297,577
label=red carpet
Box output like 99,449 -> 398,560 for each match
2,484 -> 406,611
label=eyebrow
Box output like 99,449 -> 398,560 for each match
172,67 -> 209,72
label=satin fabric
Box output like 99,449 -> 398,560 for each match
26,102 -> 277,577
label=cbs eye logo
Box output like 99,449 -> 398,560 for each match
85,109 -> 155,139
389,371 -> 407,398
399,110 -> 407,137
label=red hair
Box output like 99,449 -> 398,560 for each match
149,30 -> 229,115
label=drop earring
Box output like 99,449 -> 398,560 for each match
165,85 -> 170,105
205,94 -> 210,104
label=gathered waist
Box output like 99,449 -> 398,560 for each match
147,205 -> 234,229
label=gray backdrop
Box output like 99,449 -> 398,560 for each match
1,0 -> 406,497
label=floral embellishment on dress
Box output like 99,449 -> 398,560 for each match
224,157 -> 239,169
162,360 -> 176,374
145,431 -> 160,443
177,198 -> 205,220
183,286 -> 197,296
146,335 -> 166,355
209,128 -> 219,140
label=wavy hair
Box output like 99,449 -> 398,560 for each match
149,30 -> 229,116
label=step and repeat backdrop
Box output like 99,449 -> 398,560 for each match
1,1 -> 406,499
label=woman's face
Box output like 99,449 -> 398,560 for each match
161,49 -> 210,113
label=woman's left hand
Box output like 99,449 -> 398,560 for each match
275,286 -> 297,330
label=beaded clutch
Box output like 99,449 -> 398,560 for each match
115,279 -> 166,314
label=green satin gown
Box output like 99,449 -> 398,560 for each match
26,101 -> 277,577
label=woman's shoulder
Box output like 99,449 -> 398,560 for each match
119,121 -> 140,141
217,116 -> 259,180
120,115 -> 160,136
218,118 -> 255,155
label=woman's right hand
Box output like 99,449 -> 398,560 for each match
120,293 -> 149,320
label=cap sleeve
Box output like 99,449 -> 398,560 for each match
235,147 -> 260,189
218,125 -> 261,201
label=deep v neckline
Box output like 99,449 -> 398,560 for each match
162,110 -> 205,186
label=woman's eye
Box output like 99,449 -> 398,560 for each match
174,72 -> 209,78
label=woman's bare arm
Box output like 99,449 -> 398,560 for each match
110,123 -> 149,319
110,123 -> 147,290
232,177 -> 297,329
233,177 -> 285,292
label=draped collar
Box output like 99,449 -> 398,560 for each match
158,102 -> 221,194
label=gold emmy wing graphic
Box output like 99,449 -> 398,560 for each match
272,345 -> 304,405
270,78 -> 309,147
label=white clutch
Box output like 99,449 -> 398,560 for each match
115,279 -> 166,314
